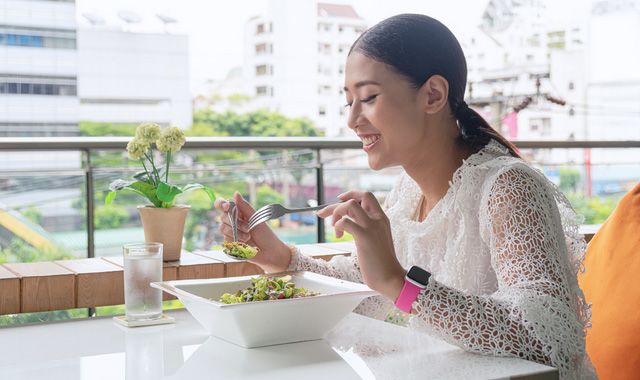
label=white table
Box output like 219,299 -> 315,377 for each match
0,309 -> 557,380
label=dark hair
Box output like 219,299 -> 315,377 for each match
349,14 -> 521,158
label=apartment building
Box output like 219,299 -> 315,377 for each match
243,0 -> 368,136
0,0 -> 79,137
77,27 -> 191,128
465,0 -> 640,192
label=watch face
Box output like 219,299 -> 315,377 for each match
407,266 -> 431,286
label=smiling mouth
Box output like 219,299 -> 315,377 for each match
360,135 -> 380,146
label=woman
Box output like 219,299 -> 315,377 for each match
214,14 -> 596,379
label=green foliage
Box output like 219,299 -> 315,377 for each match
255,184 -> 285,210
0,237 -> 74,264
94,204 -> 129,229
566,193 -> 620,224
0,309 -> 88,325
559,167 -> 581,193
22,207 -> 43,225
189,109 -> 322,137
325,230 -> 354,242
79,121 -> 138,137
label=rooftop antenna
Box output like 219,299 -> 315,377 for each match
156,13 -> 177,33
117,10 -> 142,31
82,12 -> 105,26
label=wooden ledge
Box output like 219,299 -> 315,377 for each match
0,243 -> 354,315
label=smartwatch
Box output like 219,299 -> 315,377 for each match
393,266 -> 431,313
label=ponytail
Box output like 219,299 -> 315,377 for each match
454,101 -> 522,159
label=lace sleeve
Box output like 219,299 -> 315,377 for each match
409,165 -> 594,379
292,248 -> 393,320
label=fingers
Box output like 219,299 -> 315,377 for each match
317,202 -> 341,218
214,197 -> 231,212
333,212 -> 363,239
233,191 -> 256,220
338,191 -> 383,214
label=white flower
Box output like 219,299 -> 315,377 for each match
135,123 -> 162,143
156,126 -> 186,152
126,138 -> 148,160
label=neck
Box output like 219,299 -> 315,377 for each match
403,123 -> 471,214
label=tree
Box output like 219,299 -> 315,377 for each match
255,184 -> 285,210
189,109 -> 322,138
559,167 -> 581,193
94,205 -> 130,229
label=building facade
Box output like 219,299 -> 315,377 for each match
243,0 -> 367,137
0,0 -> 79,137
77,27 -> 191,128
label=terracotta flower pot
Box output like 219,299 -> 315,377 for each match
137,205 -> 191,261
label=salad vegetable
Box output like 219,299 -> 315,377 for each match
223,241 -> 258,259
219,275 -> 319,304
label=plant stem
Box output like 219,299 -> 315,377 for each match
145,146 -> 161,185
140,159 -> 155,187
165,150 -> 171,182
149,143 -> 161,184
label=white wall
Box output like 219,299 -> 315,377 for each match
77,28 -> 192,128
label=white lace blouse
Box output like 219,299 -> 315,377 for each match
292,140 -> 597,379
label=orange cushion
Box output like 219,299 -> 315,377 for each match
578,182 -> 640,380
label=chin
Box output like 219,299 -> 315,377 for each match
367,157 -> 387,171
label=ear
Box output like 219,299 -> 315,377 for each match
421,75 -> 449,115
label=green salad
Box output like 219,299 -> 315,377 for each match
223,241 -> 259,259
219,275 -> 319,304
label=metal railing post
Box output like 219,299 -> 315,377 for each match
316,149 -> 325,243
85,150 -> 95,259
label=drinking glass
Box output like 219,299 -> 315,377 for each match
123,242 -> 163,321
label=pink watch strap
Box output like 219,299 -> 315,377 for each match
393,278 -> 423,313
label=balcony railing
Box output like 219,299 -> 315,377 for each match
1,137 -> 639,258
0,137 -> 638,317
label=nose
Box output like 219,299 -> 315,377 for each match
347,102 -> 361,131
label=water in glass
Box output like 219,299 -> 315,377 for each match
124,243 -> 163,321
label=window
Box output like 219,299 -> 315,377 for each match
0,74 -> 77,96
569,82 -> 574,90
318,106 -> 326,116
319,43 -> 331,55
256,24 -> 264,34
256,86 -> 267,96
255,43 -> 267,54
530,118 -> 551,135
256,65 -> 267,75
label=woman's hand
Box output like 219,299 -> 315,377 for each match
213,192 -> 291,273
317,191 -> 406,301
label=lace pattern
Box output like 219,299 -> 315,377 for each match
291,140 -> 596,379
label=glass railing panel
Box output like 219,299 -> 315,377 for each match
518,147 -> 640,224
0,150 -> 87,263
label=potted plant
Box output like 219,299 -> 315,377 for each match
106,123 -> 215,261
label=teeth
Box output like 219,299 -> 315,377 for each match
361,135 -> 379,146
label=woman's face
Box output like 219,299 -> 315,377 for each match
344,52 -> 430,170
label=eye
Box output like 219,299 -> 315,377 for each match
361,94 -> 378,103
344,101 -> 353,108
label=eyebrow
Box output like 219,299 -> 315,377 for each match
343,80 -> 381,92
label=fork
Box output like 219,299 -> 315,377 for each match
226,200 -> 238,243
247,201 -> 341,231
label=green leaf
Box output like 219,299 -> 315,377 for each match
157,181 -> 183,203
105,191 -> 116,205
108,179 -> 135,192
133,167 -> 166,184
108,179 -> 163,207
182,183 -> 216,202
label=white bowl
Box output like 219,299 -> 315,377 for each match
151,271 -> 376,348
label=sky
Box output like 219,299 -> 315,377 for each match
75,0 -> 593,91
